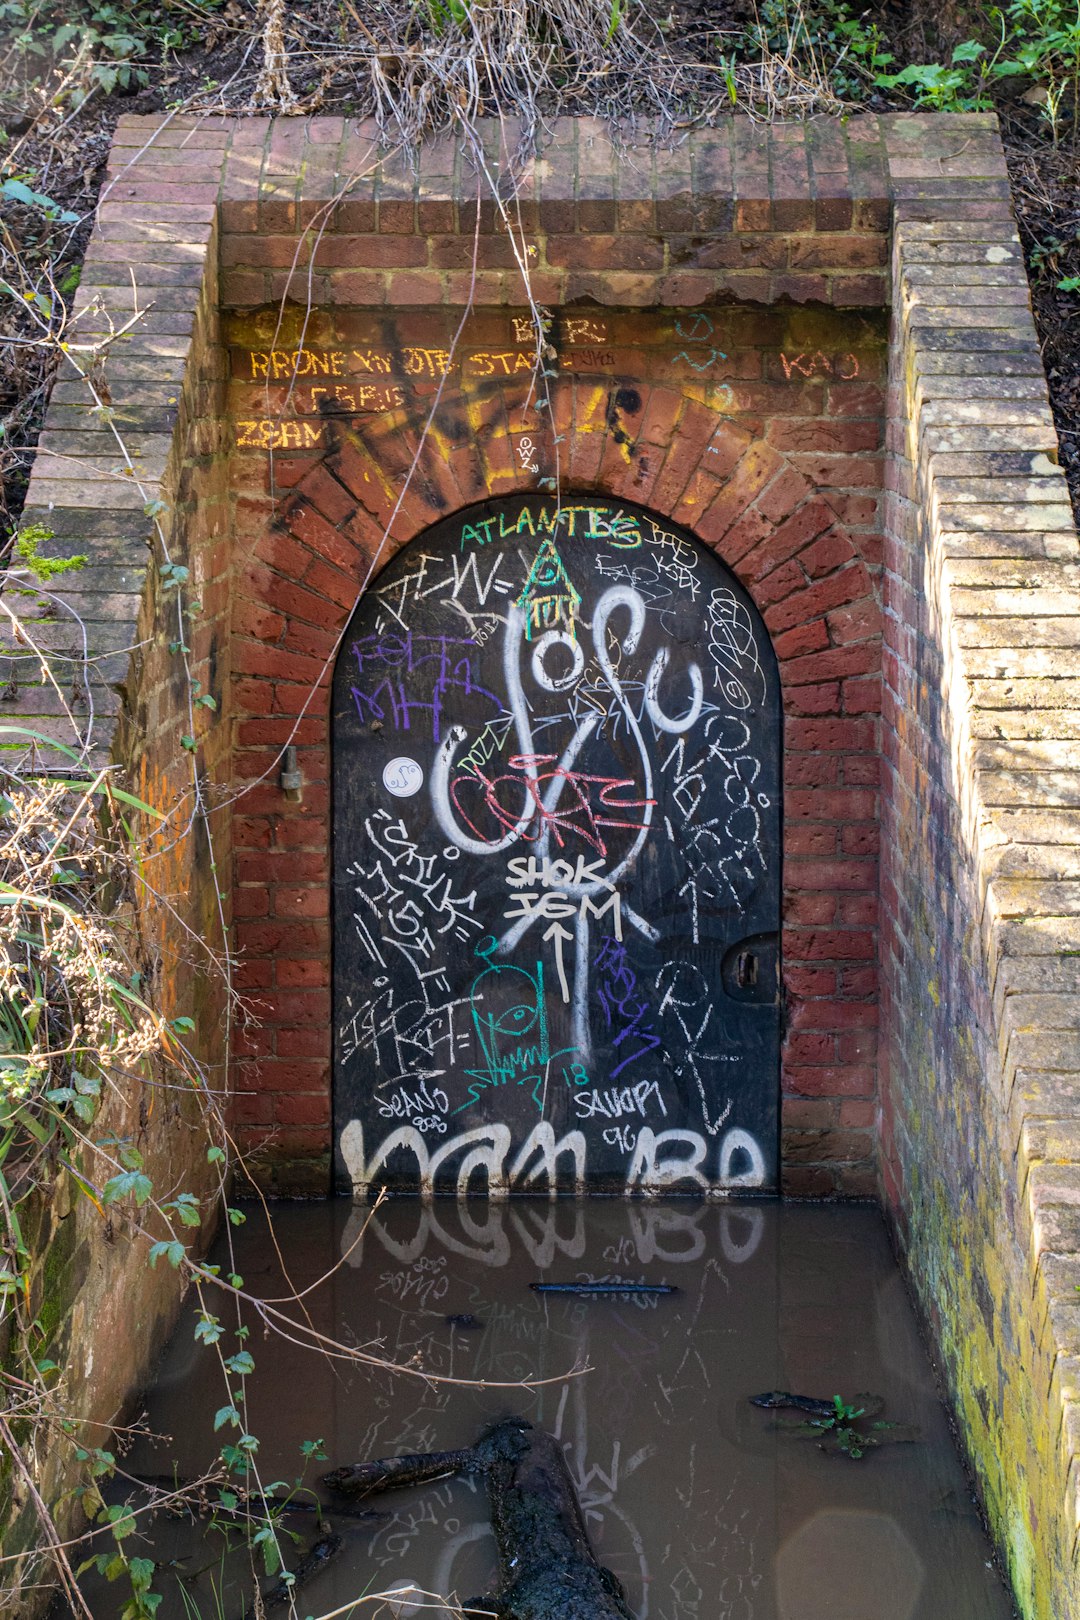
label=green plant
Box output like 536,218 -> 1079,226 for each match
414,0 -> 471,36
0,176 -> 78,223
11,522 -> 87,580
999,0 -> 1080,139
808,1394 -> 871,1458
875,37 -> 997,112
0,1 -> 222,99
744,0 -> 894,99
874,1 -> 1080,136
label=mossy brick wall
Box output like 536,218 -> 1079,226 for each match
0,187 -> 230,1606
883,214 -> 1080,1616
4,109 -> 1080,1616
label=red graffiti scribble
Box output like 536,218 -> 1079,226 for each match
779,350 -> 859,380
451,754 -> 656,856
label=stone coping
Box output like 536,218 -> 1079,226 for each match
5,111 -> 1080,1613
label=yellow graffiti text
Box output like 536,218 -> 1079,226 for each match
248,348 -> 346,379
235,419 -> 324,451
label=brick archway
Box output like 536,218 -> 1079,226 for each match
230,352 -> 881,1194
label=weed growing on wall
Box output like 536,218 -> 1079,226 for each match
0,707 -> 577,1615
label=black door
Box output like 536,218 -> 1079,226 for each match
332,496 -> 781,1196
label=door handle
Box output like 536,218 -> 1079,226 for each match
736,950 -> 758,990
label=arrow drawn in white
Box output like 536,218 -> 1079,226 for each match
543,920 -> 573,1003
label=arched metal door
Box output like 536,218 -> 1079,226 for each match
332,496 -> 781,1196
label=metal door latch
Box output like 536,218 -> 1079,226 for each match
736,950 -> 758,989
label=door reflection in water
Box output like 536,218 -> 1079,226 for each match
67,1200 -> 1016,1620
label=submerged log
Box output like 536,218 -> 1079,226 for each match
750,1391 -> 885,1418
130,1473 -> 388,1520
242,1529 -> 342,1620
323,1419 -> 635,1620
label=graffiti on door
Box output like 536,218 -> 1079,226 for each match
333,497 -> 782,1195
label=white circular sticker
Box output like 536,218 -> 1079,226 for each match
383,756 -> 424,798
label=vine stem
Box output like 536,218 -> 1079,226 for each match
0,1410 -> 96,1620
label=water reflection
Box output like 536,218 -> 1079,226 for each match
775,1510 -> 924,1619
339,1197 -> 754,1271
64,1201 -> 1015,1620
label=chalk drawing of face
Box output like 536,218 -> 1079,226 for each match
469,960 -> 547,1090
472,959 -> 540,1049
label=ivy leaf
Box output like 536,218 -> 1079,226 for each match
1,176 -> 79,222
105,1505 -> 136,1539
207,1145 -> 226,1164
56,1085 -> 96,1121
180,734 -> 197,752
195,1314 -> 223,1346
128,1557 -> 155,1591
225,1350 -> 254,1376
103,1170 -> 153,1207
76,1445 -> 115,1477
214,1404 -> 241,1432
220,1436 -> 259,1470
148,1240 -> 185,1269
252,1523 -> 281,1576
166,1192 -> 201,1227
951,38 -> 985,62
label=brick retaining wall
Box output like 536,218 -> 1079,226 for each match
882,210 -> 1080,1615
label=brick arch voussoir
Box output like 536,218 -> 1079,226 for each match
571,405 -> 881,710
254,385 -> 881,733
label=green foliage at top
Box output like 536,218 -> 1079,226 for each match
747,0 -> 896,98
876,0 -> 1080,136
0,0 -> 223,96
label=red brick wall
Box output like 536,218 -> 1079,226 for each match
22,111 -> 1017,1199
224,302 -> 886,1194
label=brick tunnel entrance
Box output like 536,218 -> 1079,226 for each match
9,109 -> 1080,1615
331,495 -> 782,1196
226,301 -> 885,1199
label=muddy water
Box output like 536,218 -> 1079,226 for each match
68,1200 -> 1016,1620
